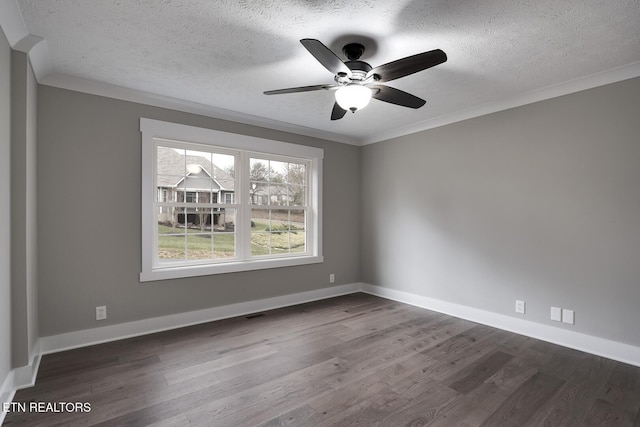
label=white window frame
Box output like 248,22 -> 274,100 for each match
140,118 -> 323,282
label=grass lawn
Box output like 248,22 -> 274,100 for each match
158,225 -> 235,260
157,219 -> 305,260
250,218 -> 305,256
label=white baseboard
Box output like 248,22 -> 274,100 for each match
39,283 -> 360,355
1,374 -> 16,425
1,347 -> 41,424
361,283 -> 640,368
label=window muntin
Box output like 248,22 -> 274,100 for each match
141,118 -> 323,281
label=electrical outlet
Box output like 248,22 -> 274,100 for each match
329,274 -> 335,284
515,300 -> 526,314
550,306 -> 562,322
562,309 -> 575,325
96,306 -> 107,321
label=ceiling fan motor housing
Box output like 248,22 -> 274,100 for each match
342,43 -> 365,60
339,43 -> 374,83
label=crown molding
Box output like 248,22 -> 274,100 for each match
13,35 -> 51,81
362,61 -> 640,145
39,74 -> 363,146
41,61 -> 640,148
0,1 -> 52,81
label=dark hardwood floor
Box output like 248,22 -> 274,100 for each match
4,293 -> 640,426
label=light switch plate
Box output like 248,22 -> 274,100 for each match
562,309 -> 575,324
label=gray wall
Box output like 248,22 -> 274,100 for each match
0,26 -> 12,388
361,77 -> 640,347
37,86 -> 361,337
10,49 -> 39,367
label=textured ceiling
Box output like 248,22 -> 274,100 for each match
14,0 -> 640,144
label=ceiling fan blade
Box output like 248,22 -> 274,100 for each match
331,102 -> 347,120
264,84 -> 335,95
301,39 -> 352,77
367,49 -> 447,83
370,85 -> 426,109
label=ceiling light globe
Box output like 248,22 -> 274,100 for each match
335,84 -> 372,112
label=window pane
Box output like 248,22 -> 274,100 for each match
287,162 -> 306,186
251,208 -> 270,256
250,158 -> 269,183
158,147 -> 236,206
212,208 -> 235,232
269,209 -> 289,231
290,209 -> 306,253
158,206 -> 186,231
186,149 -> 211,164
187,233 -> 213,261
157,146 -> 185,176
157,206 -> 187,262
250,182 -> 268,206
251,209 -> 270,231
250,158 -> 269,206
212,153 -> 235,193
291,233 -> 306,253
248,209 -> 307,256
251,232 -> 270,256
155,179 -> 181,201
158,234 -> 185,262
269,184 -> 288,206
290,209 -> 305,230
213,233 -> 235,258
182,169 -> 212,203
156,188 -> 171,203
289,185 -> 305,206
187,208 -> 211,232
270,160 -> 288,183
269,209 -> 291,254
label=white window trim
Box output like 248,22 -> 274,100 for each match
140,118 -> 323,282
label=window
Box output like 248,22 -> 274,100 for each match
140,118 -> 323,281
185,191 -> 197,203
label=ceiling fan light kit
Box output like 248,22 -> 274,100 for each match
264,38 -> 447,120
335,84 -> 372,112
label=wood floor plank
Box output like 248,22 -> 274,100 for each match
371,382 -> 458,427
581,361 -> 640,426
427,382 -> 509,427
444,350 -> 513,394
523,354 -> 617,426
258,404 -> 319,427
4,293 -> 640,427
480,372 -> 565,427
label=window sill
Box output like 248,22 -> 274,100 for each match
140,255 -> 324,282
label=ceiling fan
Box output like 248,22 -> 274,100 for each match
264,39 -> 447,120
